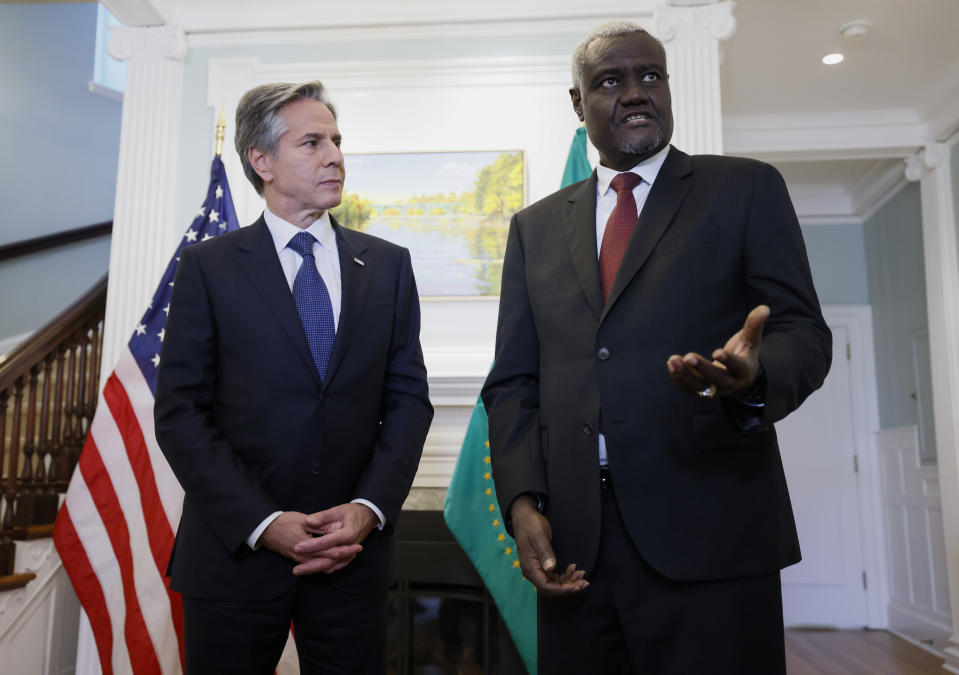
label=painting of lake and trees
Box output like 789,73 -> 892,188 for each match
331,150 -> 523,296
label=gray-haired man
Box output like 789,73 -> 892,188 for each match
483,21 -> 830,673
155,81 -> 432,674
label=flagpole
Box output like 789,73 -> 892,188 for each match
214,106 -> 226,157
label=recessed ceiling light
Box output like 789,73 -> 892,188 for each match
822,53 -> 844,65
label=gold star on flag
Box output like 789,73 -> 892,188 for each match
492,519 -> 500,527
485,441 -> 490,448
488,504 -> 496,512
485,488 -> 492,496
513,560 -> 520,568
483,472 -> 491,480
484,456 -> 491,464
498,533 -> 505,542
505,547 -> 513,556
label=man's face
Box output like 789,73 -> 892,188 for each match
250,98 -> 345,220
570,32 -> 673,171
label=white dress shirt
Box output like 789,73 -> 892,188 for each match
593,145 -> 671,466
247,207 -> 384,549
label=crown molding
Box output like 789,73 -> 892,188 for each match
206,55 -> 572,109
100,0 -> 169,27
175,0 -> 657,35
653,0 -> 735,42
854,161 -> 910,222
785,158 -> 909,222
787,184 -> 853,221
850,159 -> 909,216
108,24 -> 187,62
723,109 -> 926,161
798,216 -> 864,227
187,16 -> 649,48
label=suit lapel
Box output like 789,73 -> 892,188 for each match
564,173 -> 604,320
235,217 -> 323,388
324,218 -> 371,388
602,147 -> 693,320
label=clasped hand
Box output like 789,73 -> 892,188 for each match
259,503 -> 378,576
666,305 -> 769,398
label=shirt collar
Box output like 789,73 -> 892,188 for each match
263,207 -> 337,255
596,144 -> 672,197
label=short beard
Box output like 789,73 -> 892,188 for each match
617,127 -> 666,158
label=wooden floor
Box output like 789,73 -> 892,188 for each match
786,629 -> 945,674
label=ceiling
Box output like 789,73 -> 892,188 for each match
93,0 -> 959,220
721,0 -> 959,122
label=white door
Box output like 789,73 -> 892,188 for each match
777,325 -> 870,627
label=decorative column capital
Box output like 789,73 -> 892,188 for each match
108,24 -> 187,63
653,0 -> 737,43
905,143 -> 949,181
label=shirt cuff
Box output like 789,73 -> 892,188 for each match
247,511 -> 283,550
351,498 -> 386,530
724,363 -> 767,432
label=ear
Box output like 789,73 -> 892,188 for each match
248,147 -> 273,184
569,88 -> 585,122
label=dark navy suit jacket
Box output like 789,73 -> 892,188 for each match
483,147 -> 831,582
155,215 -> 432,601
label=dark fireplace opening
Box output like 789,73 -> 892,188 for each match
388,510 -> 526,675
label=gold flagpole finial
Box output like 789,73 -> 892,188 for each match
215,106 -> 227,157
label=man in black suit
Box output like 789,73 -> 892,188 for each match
155,81 -> 432,674
482,21 -> 831,673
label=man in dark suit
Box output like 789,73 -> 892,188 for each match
155,81 -> 433,674
482,21 -> 831,674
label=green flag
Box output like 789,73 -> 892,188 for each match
561,125 -> 592,187
443,128 -> 592,675
443,397 -> 535,673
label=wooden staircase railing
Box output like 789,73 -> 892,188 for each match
0,275 -> 107,577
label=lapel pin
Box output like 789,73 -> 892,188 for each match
353,257 -> 365,267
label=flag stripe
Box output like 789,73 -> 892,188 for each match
60,448 -> 134,675
79,439 -> 164,675
104,374 -> 174,571
88,380 -> 181,675
103,372 -> 186,671
114,349 -> 183,529
53,508 -> 116,675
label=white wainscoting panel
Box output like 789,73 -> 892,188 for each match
878,425 -> 953,645
0,541 -> 79,675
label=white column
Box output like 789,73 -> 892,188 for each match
906,143 -> 959,672
100,24 -> 187,381
652,0 -> 736,156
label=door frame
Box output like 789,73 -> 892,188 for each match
821,304 -> 887,628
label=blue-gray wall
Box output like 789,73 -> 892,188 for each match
0,3 -> 120,344
800,223 -> 869,305
864,182 -> 927,432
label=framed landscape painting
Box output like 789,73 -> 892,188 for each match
331,150 -> 524,297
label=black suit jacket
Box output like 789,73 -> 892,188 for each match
155,216 -> 432,601
482,147 -> 831,582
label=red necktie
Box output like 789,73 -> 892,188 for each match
599,172 -> 642,302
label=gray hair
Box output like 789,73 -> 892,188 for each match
571,21 -> 663,92
234,81 -> 338,195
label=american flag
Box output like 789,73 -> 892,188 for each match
53,156 -> 239,675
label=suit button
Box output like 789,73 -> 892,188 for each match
597,347 -> 610,360
583,423 -> 594,435
310,460 -> 321,475
321,396 -> 331,405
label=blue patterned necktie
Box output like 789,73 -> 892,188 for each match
287,231 -> 336,380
